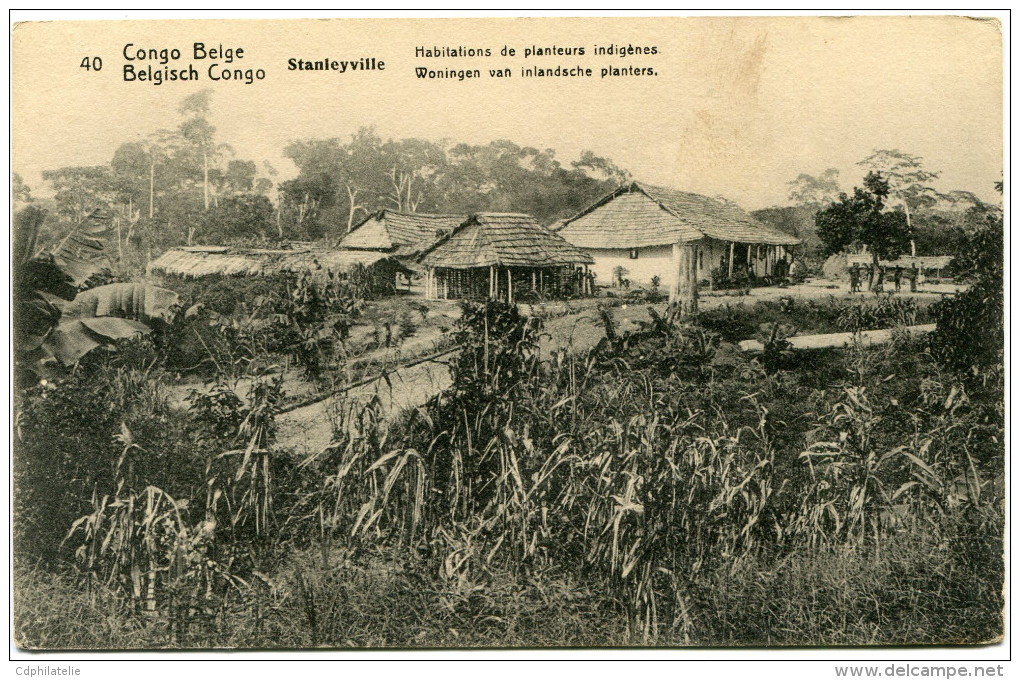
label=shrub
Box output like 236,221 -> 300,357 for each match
14,346 -> 196,565
930,216 -> 1003,375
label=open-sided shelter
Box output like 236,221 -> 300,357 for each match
556,182 -> 800,301
846,253 -> 953,278
420,213 -> 594,303
148,244 -> 411,296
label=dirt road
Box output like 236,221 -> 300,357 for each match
275,354 -> 452,454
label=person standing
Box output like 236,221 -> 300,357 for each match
849,263 -> 860,293
873,265 -> 886,294
893,265 -> 904,292
908,263 -> 919,292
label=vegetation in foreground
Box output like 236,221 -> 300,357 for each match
13,284 -> 1003,648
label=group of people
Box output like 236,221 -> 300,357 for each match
719,254 -> 799,286
848,262 -> 920,294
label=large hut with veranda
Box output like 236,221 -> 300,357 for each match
556,182 -> 801,306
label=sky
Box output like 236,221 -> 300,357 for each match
11,14 -> 1004,211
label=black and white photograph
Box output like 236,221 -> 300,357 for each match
8,11 -> 1007,662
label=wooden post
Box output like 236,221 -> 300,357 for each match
669,242 -> 698,315
532,270 -> 537,292
507,268 -> 513,304
728,241 -> 735,279
489,265 -> 495,299
708,244 -> 714,292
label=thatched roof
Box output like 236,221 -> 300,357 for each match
148,245 -> 410,279
340,210 -> 467,257
558,181 -> 801,248
421,213 -> 594,270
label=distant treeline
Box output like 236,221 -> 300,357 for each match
278,129 -> 630,240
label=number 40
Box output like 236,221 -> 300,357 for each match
80,56 -> 102,71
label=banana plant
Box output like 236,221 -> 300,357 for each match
14,206 -> 181,377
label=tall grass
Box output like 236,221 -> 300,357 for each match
14,298 -> 1003,648
280,300 -> 1002,644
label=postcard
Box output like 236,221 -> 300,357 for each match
10,14 -> 1005,654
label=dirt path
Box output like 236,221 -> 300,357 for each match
275,355 -> 453,454
275,278 -> 960,453
537,278 -> 963,357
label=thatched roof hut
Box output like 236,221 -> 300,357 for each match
340,210 -> 467,258
556,182 -> 801,300
148,244 -> 411,296
558,181 -> 800,248
419,213 -> 593,303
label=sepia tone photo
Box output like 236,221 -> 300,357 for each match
10,14 -> 1005,651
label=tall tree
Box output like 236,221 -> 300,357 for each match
41,166 -> 113,224
857,149 -> 940,256
176,89 -> 232,212
787,168 -> 841,207
815,171 -> 910,287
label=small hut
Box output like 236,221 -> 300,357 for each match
419,213 -> 594,302
340,210 -> 467,260
148,244 -> 411,296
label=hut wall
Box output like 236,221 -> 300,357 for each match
435,267 -> 490,301
585,245 -> 674,288
585,240 -> 786,289
432,265 -> 586,302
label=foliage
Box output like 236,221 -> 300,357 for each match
815,172 -> 910,261
697,297 -> 932,344
280,128 -> 629,240
751,204 -> 823,259
13,294 -> 1003,648
14,347 -> 195,565
857,149 -> 941,217
787,167 -> 841,206
197,193 -> 276,242
930,215 -> 1004,374
36,91 -> 274,254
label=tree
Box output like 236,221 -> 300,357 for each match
199,194 -> 275,242
571,150 -> 630,185
223,159 -> 258,194
930,211 -> 1002,373
787,168 -> 841,207
175,89 -> 233,212
815,172 -> 910,288
41,166 -> 113,224
12,172 -> 33,207
858,149 -> 940,256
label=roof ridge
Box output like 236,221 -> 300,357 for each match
629,182 -> 709,240
382,209 -> 467,219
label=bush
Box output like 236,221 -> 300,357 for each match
930,215 -> 1003,375
14,347 -> 195,565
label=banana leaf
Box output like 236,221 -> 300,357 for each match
24,283 -> 181,370
62,282 -> 180,322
